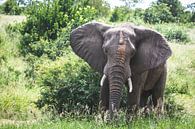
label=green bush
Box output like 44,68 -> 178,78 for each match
165,29 -> 190,43
35,54 -> 100,115
144,3 -> 174,24
153,24 -> 190,43
1,0 -> 23,15
0,5 -> 3,13
110,7 -> 126,22
164,95 -> 185,117
166,68 -> 190,95
109,6 -> 145,24
20,0 -> 96,59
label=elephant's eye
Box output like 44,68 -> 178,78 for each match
130,49 -> 136,57
103,48 -> 108,53
102,45 -> 108,54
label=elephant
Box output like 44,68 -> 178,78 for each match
70,22 -> 172,121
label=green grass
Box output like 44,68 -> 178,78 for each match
0,15 -> 41,121
1,116 -> 195,129
166,36 -> 195,114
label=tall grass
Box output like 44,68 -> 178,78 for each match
0,15 -> 41,121
1,115 -> 195,129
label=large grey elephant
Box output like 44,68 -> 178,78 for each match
70,22 -> 172,121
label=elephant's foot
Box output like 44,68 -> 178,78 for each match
98,100 -> 108,121
97,109 -> 120,123
154,98 -> 164,118
141,98 -> 164,118
138,105 -> 154,118
105,110 -> 119,123
126,105 -> 138,122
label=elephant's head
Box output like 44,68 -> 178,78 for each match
70,22 -> 172,119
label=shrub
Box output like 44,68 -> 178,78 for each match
144,3 -> 174,24
35,54 -> 100,115
164,95 -> 185,117
20,0 -> 96,58
109,6 -> 145,24
157,0 -> 184,18
166,68 -> 190,95
153,24 -> 190,43
1,0 -> 23,15
165,29 -> 190,43
110,6 -> 132,22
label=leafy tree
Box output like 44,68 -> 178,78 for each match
179,11 -> 193,23
110,6 -> 131,22
0,5 -> 3,13
81,0 -> 110,17
2,0 -> 23,15
187,3 -> 195,22
20,0 -> 96,59
144,3 -> 173,24
157,0 -> 184,20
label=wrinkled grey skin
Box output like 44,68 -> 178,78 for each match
70,22 -> 172,121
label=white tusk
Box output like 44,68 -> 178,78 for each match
128,78 -> 133,93
128,38 -> 135,49
111,102 -> 114,111
100,74 -> 106,87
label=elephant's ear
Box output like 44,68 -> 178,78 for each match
131,26 -> 172,73
70,22 -> 111,73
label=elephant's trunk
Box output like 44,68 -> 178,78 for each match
108,65 -> 125,120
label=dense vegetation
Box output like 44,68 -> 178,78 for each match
0,0 -> 195,128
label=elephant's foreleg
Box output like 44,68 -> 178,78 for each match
140,90 -> 151,108
152,65 -> 167,116
140,90 -> 153,116
99,78 -> 109,120
126,72 -> 148,121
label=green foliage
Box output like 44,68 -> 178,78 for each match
187,3 -> 195,22
0,17 -> 41,120
0,5 -> 3,13
191,13 -> 195,22
80,0 -> 110,17
35,55 -> 100,114
20,0 -> 96,58
154,24 -> 190,43
157,0 -> 184,18
179,11 -> 193,23
0,85 -> 40,120
165,29 -> 189,43
145,0 -> 194,23
142,0 -> 194,24
110,7 -> 128,22
110,7 -> 144,24
1,115 -> 195,129
0,25 -> 22,86
144,3 -> 173,24
109,0 -> 194,24
1,0 -> 23,15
